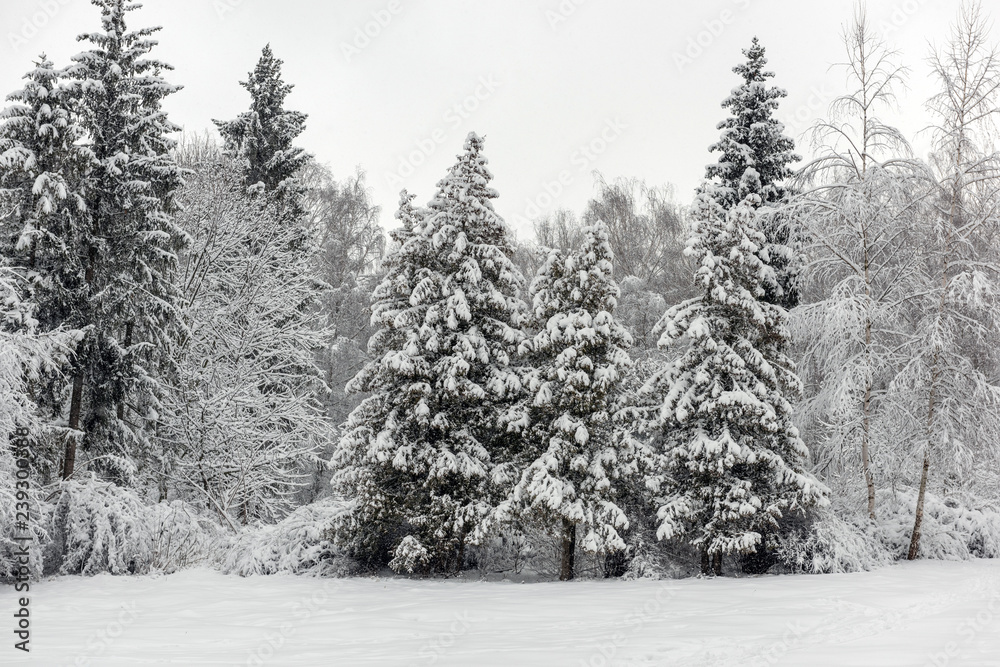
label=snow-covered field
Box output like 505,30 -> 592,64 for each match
4,560 -> 1000,666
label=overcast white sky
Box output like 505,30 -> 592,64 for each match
0,0 -> 963,238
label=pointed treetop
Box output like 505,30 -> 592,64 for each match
242,44 -> 296,121
428,132 -> 501,219
213,44 -> 310,198
734,36 -> 771,83
704,37 -> 798,210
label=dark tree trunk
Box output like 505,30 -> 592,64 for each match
560,519 -> 576,581
700,548 -> 710,575
117,321 -> 134,422
456,531 -> 466,575
62,373 -> 84,480
712,552 -> 722,577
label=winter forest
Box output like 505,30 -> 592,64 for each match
4,0 -> 1000,663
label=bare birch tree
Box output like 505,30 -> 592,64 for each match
792,6 -> 928,520
903,1 -> 1000,559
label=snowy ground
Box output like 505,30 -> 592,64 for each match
3,561 -> 1000,666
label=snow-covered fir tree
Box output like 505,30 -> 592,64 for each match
0,55 -> 94,479
333,133 -> 527,574
643,189 -> 827,575
499,222 -> 636,580
704,37 -> 801,309
61,0 -> 187,484
214,44 -> 311,221
161,155 -> 328,527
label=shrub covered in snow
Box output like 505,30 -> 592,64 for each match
148,501 -> 230,574
45,477 -> 154,576
875,489 -> 1000,561
389,535 -> 431,575
222,496 -> 354,577
775,508 -> 893,574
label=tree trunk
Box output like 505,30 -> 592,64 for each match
908,450 -> 931,560
559,519 -> 576,581
117,321 -> 134,422
700,548 -> 710,576
62,373 -> 84,480
712,552 -> 723,577
456,530 -> 466,575
862,330 -> 876,521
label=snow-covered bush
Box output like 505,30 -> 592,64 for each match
775,508 -> 892,574
389,536 -> 431,575
148,501 -> 229,574
875,490 -> 1000,561
222,496 -> 354,577
45,477 -> 153,576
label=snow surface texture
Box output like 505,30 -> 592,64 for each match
4,561 -> 1000,666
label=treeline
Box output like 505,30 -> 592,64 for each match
1,0 -> 1000,581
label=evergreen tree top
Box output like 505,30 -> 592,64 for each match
0,55 -> 94,224
1,55 -> 65,150
426,132 -> 509,247
68,0 -> 183,164
733,36 -> 771,84
531,222 -> 622,324
241,44 -> 297,123
213,45 -> 310,196
705,37 -> 798,210
73,1 -> 174,73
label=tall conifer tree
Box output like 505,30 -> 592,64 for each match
644,191 -> 827,575
333,134 -> 527,574
502,222 -> 635,580
60,0 -> 186,482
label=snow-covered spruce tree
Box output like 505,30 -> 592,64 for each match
59,0 -> 186,484
643,190 -> 827,576
792,9 -> 926,522
902,2 -> 1000,560
499,222 -> 635,581
0,55 -> 94,480
333,133 -> 527,574
161,155 -> 328,527
704,37 -> 801,309
214,44 -> 311,223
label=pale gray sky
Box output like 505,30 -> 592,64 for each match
0,0 -> 960,238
